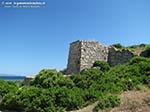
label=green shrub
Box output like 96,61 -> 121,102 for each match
112,43 -> 124,49
93,95 -> 120,111
55,87 -> 85,111
0,92 -> 23,111
128,56 -> 148,65
93,61 -> 110,72
0,80 -> 18,97
0,86 -> 65,112
83,88 -> 103,104
31,69 -> 75,89
70,74 -> 92,89
71,69 -> 103,89
81,68 -> 103,75
139,44 -> 146,47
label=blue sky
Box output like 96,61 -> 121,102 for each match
0,0 -> 150,75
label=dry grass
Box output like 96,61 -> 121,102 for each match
111,89 -> 150,112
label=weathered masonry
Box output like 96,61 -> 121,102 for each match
66,40 -> 135,74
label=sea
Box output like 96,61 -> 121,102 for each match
0,76 -> 25,81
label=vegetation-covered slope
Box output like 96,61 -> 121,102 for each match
0,56 -> 150,112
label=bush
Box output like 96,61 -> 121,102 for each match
55,87 -> 85,111
0,86 -> 65,112
30,69 -> 75,89
83,88 -> 103,104
71,69 -> 103,89
128,56 -> 148,65
0,80 -> 18,97
81,68 -> 103,76
112,43 -> 124,49
0,92 -> 23,111
139,44 -> 146,47
93,95 -> 120,111
93,61 -> 110,72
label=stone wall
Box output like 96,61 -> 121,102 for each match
108,46 -> 135,66
140,50 -> 150,57
66,40 -> 81,74
80,41 -> 109,72
66,40 -> 135,74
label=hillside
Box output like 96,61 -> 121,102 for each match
0,56 -> 149,112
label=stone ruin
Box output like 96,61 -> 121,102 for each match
66,40 -> 135,74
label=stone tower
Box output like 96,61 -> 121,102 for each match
66,40 -> 135,75
66,40 -> 109,74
